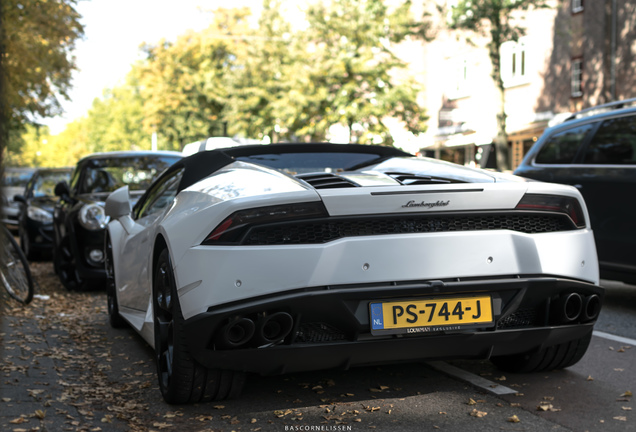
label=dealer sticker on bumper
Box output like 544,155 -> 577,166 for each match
370,296 -> 494,335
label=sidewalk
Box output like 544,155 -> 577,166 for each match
0,263 -> 129,432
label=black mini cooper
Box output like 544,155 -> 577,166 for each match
53,151 -> 182,290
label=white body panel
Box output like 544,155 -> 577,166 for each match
175,229 -> 598,321
106,158 -> 600,346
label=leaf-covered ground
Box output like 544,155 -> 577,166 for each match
5,261 -> 625,432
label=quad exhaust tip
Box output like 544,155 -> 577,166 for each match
554,292 -> 601,324
216,317 -> 255,349
255,312 -> 294,346
583,294 -> 601,321
558,292 -> 583,323
215,311 -> 294,349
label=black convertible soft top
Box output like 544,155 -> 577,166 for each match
173,143 -> 412,193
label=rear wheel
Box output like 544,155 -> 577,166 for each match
491,331 -> 592,373
105,234 -> 127,328
153,248 -> 245,404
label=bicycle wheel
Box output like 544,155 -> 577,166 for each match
1,225 -> 34,304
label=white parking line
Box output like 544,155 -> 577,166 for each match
593,330 -> 636,346
426,361 -> 518,395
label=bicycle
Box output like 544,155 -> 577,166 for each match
1,223 -> 34,304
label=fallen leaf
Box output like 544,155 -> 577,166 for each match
9,417 -> 27,424
35,409 -> 46,419
470,409 -> 487,418
587,375 -> 594,381
614,416 -> 627,422
537,403 -> 561,412
620,391 -> 633,398
622,407 -> 632,411
508,415 -> 521,423
467,398 -> 477,405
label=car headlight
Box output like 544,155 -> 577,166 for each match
27,206 -> 53,224
79,203 -> 110,231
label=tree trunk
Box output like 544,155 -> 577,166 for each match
489,16 -> 510,172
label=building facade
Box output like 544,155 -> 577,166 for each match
412,0 -> 636,170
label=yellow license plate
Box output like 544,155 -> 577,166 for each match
370,296 -> 493,335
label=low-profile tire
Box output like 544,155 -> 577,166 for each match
105,235 -> 127,329
54,234 -> 83,291
153,248 -> 246,404
490,331 -> 592,373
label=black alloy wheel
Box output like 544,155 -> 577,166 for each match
152,248 -> 245,404
105,234 -> 127,328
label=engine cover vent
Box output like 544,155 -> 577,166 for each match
296,173 -> 358,189
386,172 -> 456,185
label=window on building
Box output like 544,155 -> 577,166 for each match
447,57 -> 471,99
500,38 -> 530,87
572,0 -> 584,13
571,58 -> 583,98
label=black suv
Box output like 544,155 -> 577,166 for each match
514,98 -> 636,285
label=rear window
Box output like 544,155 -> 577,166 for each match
79,156 -> 181,194
1,169 -> 34,187
535,124 -> 594,164
235,152 -> 382,175
582,115 -> 636,164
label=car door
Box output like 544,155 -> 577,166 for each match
573,114 -> 636,275
117,168 -> 184,311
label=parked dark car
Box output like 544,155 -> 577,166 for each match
14,167 -> 73,260
53,151 -> 182,290
514,98 -> 636,285
1,167 -> 36,232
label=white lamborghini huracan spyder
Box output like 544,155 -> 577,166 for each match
104,143 -> 603,404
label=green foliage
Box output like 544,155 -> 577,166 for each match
83,74 -> 148,153
225,0 -> 297,142
2,0 -> 84,128
16,1 -> 432,166
136,8 -> 252,151
293,0 -> 430,144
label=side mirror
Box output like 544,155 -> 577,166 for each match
54,181 -> 71,198
13,194 -> 26,204
105,186 -> 131,220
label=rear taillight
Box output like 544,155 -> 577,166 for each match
202,201 -> 328,245
515,194 -> 586,228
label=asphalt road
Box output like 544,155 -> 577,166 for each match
1,263 -> 634,432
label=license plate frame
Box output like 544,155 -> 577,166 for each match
369,295 -> 494,336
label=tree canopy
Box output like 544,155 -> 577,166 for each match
1,0 -> 84,166
7,0 -> 431,166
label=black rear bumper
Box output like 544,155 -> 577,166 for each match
183,276 -> 603,375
